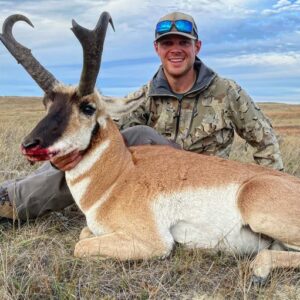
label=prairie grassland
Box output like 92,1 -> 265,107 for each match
0,97 -> 300,299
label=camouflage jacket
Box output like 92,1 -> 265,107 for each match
114,59 -> 283,170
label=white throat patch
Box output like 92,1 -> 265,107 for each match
66,139 -> 110,181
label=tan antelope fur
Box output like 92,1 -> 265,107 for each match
1,12 -> 300,284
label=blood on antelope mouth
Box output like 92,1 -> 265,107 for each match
21,145 -> 60,161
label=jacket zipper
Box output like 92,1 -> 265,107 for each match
174,98 -> 182,142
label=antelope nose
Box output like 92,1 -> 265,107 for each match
22,139 -> 41,149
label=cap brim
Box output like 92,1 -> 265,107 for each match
154,32 -> 197,42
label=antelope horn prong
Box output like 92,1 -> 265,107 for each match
71,11 -> 114,96
0,14 -> 60,95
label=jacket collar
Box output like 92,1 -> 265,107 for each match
148,57 -> 216,98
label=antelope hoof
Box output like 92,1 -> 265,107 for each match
250,249 -> 272,285
251,274 -> 269,286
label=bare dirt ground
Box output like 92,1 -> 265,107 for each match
0,97 -> 300,299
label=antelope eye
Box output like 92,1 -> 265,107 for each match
80,102 -> 96,116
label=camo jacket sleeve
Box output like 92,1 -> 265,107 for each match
105,84 -> 151,130
226,80 -> 284,171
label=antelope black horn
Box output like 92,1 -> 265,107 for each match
71,11 -> 114,97
0,14 -> 60,95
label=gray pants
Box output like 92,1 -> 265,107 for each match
7,126 -> 180,220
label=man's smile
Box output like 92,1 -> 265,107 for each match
169,58 -> 184,62
168,57 -> 185,66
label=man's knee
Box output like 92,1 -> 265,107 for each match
121,125 -> 160,146
121,125 -> 181,149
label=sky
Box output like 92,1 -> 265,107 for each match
0,0 -> 300,103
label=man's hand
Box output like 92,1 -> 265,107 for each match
50,150 -> 83,171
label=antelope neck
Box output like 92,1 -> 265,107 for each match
66,117 -> 134,211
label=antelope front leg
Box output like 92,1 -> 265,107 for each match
74,231 -> 171,260
251,249 -> 300,285
79,226 -> 94,240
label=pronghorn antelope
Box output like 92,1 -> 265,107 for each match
1,12 -> 300,284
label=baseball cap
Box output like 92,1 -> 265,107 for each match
154,12 -> 198,42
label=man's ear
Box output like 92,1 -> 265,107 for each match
195,40 -> 202,55
154,41 -> 159,54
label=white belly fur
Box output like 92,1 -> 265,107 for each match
151,184 -> 271,254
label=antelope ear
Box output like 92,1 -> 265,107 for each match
70,90 -> 80,103
42,90 -> 59,108
101,89 -> 147,118
45,90 -> 56,101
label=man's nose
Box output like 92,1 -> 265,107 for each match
170,47 -> 182,53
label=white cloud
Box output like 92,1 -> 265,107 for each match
212,52 -> 300,68
262,0 -> 300,15
0,0 -> 259,63
274,0 -> 291,9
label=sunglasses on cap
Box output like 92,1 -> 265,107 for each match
156,19 -> 195,35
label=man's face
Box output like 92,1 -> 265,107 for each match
154,35 -> 201,78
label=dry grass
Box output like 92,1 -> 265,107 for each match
0,97 -> 300,299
